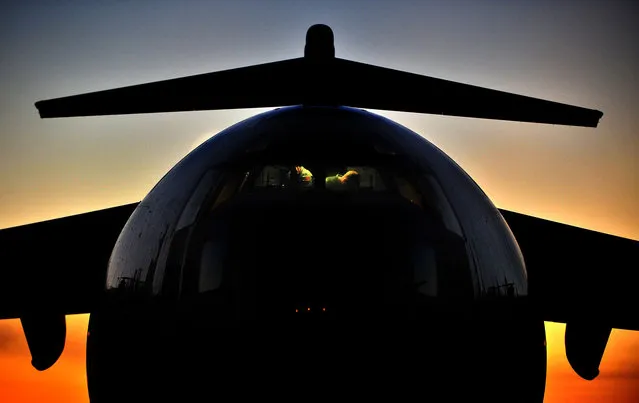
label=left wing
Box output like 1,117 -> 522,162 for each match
0,203 -> 138,370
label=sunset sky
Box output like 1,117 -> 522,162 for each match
1,0 -> 637,402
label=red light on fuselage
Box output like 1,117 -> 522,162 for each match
307,307 -> 311,312
322,307 -> 326,312
295,309 -> 299,313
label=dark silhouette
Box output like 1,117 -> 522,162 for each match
0,24 -> 634,403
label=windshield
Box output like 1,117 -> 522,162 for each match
252,164 -> 385,191
168,158 -> 473,323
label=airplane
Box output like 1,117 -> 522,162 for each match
0,24 -> 637,402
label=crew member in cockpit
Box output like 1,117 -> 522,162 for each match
292,165 -> 359,189
294,165 -> 314,187
325,169 -> 359,189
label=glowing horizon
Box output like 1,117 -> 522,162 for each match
0,316 -> 637,403
0,110 -> 637,241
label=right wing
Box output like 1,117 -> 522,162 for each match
500,209 -> 639,380
499,209 -> 639,331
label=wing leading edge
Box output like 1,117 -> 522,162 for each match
499,209 -> 639,332
1,202 -> 635,376
3,205 -> 632,327
35,53 -> 602,127
0,203 -> 138,320
500,209 -> 639,380
0,203 -> 137,370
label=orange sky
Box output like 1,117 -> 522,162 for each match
1,2 -> 638,402
0,316 -> 637,402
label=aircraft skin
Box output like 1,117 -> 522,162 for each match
0,24 -> 637,403
88,105 -> 546,402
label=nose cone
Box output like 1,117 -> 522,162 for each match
305,24 -> 335,60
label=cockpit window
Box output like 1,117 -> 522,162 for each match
174,160 -> 474,321
250,164 -> 387,192
210,171 -> 250,210
349,166 -> 385,191
203,163 -> 464,235
253,165 -> 314,189
394,176 -> 422,207
419,175 -> 464,238
325,166 -> 386,192
172,159 -> 472,315
254,165 -> 291,188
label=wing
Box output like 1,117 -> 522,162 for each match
35,58 -> 602,128
499,209 -> 639,379
0,203 -> 139,319
499,209 -> 639,330
0,203 -> 138,370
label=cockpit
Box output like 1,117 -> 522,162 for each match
254,164 -> 374,191
106,106 -> 527,325
156,152 -> 475,325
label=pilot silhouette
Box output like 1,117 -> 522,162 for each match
294,165 -> 314,187
325,169 -> 359,188
292,165 -> 359,188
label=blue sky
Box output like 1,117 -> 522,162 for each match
0,0 -> 637,239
